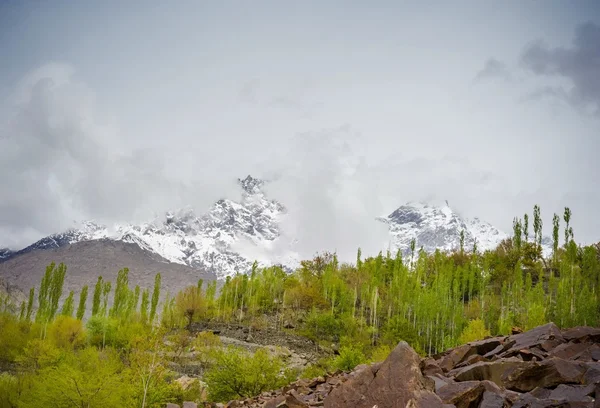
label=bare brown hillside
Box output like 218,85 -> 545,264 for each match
0,239 -> 216,300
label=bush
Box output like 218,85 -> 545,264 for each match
332,346 -> 366,372
203,346 -> 294,402
48,315 -> 86,349
369,344 -> 392,363
458,318 -> 491,344
381,315 -> 423,354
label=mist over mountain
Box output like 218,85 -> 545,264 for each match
0,175 -> 548,284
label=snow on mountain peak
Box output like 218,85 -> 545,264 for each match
2,176 -> 547,278
378,201 -> 509,255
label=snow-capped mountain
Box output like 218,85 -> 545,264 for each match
3,176 -> 299,279
1,176 -> 550,279
377,201 -> 509,255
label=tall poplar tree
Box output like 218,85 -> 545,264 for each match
552,214 -> 560,260
26,287 -> 35,321
92,277 -> 103,317
150,273 -> 162,323
564,207 -> 572,247
61,290 -> 75,317
76,285 -> 88,320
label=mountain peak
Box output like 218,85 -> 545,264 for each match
238,175 -> 264,195
381,201 -> 508,254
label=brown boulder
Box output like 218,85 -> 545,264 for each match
436,381 -> 485,408
479,391 -> 509,408
550,342 -> 592,360
422,357 -> 444,376
448,358 -> 529,387
501,323 -> 565,358
502,357 -> 586,392
324,341 -> 445,408
562,326 -> 600,343
263,396 -> 286,408
438,344 -> 472,372
547,384 -> 595,401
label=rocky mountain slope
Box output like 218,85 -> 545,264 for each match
0,176 -> 548,281
0,239 -> 215,301
211,323 -> 600,408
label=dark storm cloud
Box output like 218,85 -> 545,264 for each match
520,22 -> 600,116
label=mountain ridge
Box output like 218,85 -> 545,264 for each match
0,175 -> 551,279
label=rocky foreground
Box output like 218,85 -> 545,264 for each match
171,323 -> 600,408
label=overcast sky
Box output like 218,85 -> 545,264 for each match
1,1 -> 599,256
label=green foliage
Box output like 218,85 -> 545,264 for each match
0,204 -> 599,406
175,285 -> 204,328
458,318 -> 491,344
76,285 -> 88,320
35,262 -> 66,325
92,276 -> 103,317
25,287 -> 34,321
48,315 -> 86,349
20,347 -> 131,408
60,290 -> 74,317
150,273 -> 162,324
332,345 -> 366,371
203,346 -> 293,402
0,313 -> 31,367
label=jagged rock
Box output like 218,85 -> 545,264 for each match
547,384 -> 595,401
182,403 -> 198,408
324,342 -> 445,408
502,357 -> 587,392
263,395 -> 286,408
447,357 -> 529,386
549,342 -> 592,360
427,374 -> 454,392
562,327 -> 600,343
166,404 -> 180,408
436,381 -> 485,408
437,344 -> 472,372
479,390 -> 510,408
500,323 -> 565,358
422,358 -> 444,376
218,324 -> 600,408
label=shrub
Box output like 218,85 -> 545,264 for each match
332,346 -> 366,371
203,346 -> 293,402
458,318 -> 491,344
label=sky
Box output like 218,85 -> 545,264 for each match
0,0 -> 599,257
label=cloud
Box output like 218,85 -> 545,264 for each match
239,79 -> 260,103
520,22 -> 600,116
0,63 -> 241,248
261,125 -> 392,262
474,58 -> 512,82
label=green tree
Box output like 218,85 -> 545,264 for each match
92,276 -> 103,317
552,213 -> 560,261
25,287 -> 35,321
458,318 -> 490,344
175,285 -> 204,329
140,289 -> 150,324
563,207 -> 572,247
60,290 -> 75,317
110,268 -> 131,319
77,285 -> 89,320
20,347 -> 130,408
203,346 -> 293,402
150,273 -> 161,324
